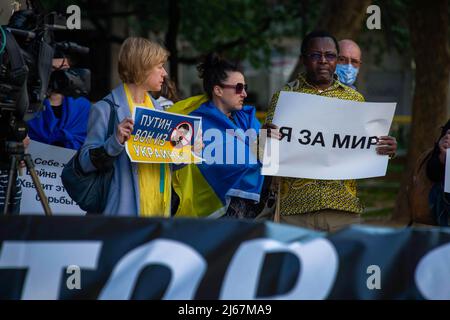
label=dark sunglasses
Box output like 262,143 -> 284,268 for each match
221,82 -> 248,94
305,52 -> 338,62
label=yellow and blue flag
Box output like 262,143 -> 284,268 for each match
168,95 -> 265,218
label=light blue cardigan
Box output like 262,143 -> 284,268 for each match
78,84 -> 165,216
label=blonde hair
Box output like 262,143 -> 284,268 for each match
118,37 -> 169,85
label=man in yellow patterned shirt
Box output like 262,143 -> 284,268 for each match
264,31 -> 397,232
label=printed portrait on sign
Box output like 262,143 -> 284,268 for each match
170,122 -> 193,149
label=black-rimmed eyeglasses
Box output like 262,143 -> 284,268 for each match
304,52 -> 338,62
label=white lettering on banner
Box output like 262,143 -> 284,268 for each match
262,92 -> 396,180
3,237 -> 450,299
415,243 -> 450,300
0,241 -> 101,299
99,239 -> 207,300
220,238 -> 338,300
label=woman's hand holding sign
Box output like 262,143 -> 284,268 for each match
116,117 -> 134,144
376,136 -> 397,158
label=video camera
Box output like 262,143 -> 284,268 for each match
0,5 -> 90,161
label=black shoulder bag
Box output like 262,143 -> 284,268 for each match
61,99 -> 117,214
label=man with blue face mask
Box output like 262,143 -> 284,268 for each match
336,39 -> 362,89
265,31 -> 397,232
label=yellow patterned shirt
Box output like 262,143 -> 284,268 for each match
265,73 -> 365,215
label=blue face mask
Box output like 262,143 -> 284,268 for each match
335,64 -> 359,86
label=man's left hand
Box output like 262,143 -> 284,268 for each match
376,136 -> 397,157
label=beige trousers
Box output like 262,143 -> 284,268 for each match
279,209 -> 361,233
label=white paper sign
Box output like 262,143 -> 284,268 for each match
445,149 -> 450,193
19,140 -> 85,215
262,92 -> 396,180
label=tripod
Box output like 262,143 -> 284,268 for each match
3,141 -> 52,216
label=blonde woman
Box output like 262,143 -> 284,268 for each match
78,37 -> 172,216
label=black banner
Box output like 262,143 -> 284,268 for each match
0,216 -> 449,300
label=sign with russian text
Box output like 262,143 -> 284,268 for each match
262,92 -> 396,180
19,140 -> 85,215
126,107 -> 202,164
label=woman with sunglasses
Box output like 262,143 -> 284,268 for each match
169,53 -> 266,219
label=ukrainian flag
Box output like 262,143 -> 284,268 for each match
168,95 -> 265,218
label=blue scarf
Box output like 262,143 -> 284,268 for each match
190,100 -> 264,205
27,96 -> 91,150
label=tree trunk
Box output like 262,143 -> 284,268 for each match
393,0 -> 450,223
288,0 -> 372,81
165,0 -> 180,86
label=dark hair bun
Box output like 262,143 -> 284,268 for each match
197,53 -> 223,79
197,52 -> 240,99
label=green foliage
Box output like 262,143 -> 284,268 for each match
41,0 -> 84,13
91,0 -> 305,68
41,0 -> 423,71
176,0 -> 303,67
127,0 -> 168,36
361,0 -> 412,65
